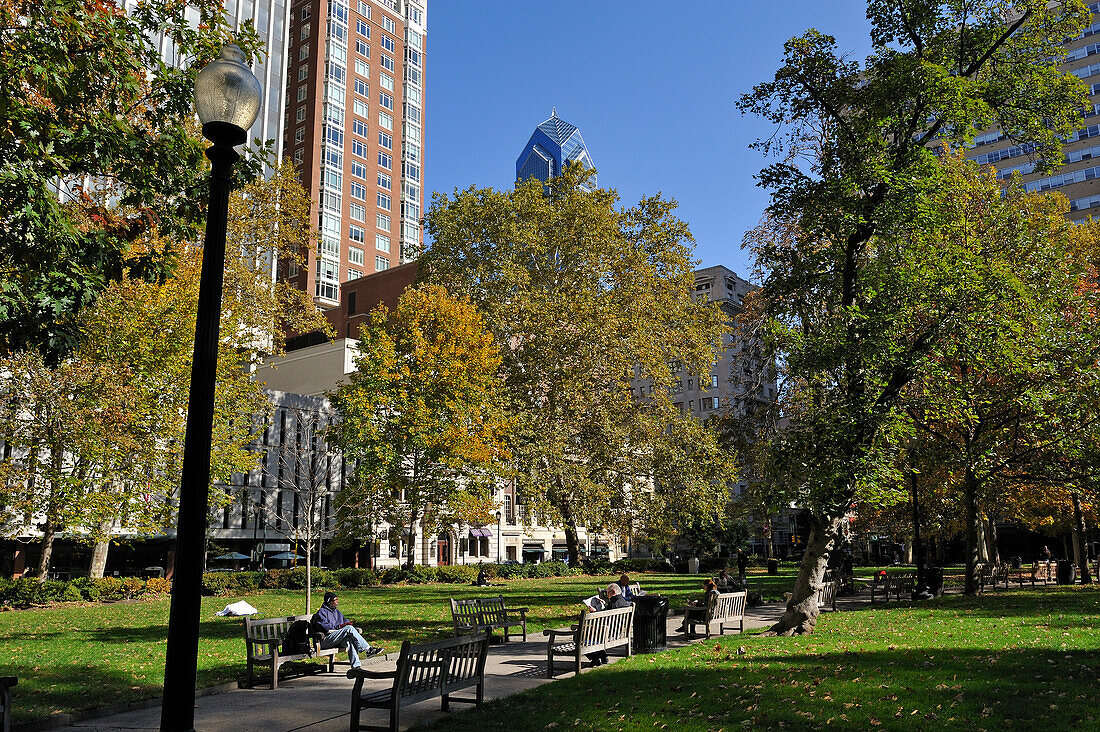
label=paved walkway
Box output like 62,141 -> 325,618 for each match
44,590 -> 876,732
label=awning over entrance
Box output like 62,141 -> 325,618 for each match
469,528 -> 493,538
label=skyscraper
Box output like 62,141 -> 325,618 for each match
284,0 -> 426,307
515,110 -> 595,186
968,2 -> 1100,221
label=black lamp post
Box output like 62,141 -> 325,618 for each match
160,45 -> 260,732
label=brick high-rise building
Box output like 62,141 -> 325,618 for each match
284,0 -> 426,307
968,2 -> 1100,220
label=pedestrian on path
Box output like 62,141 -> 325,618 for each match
311,591 -> 382,669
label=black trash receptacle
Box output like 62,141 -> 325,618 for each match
767,558 -> 779,575
632,594 -> 669,654
1057,560 -> 1077,585
1010,556 -> 1022,569
926,567 -> 944,597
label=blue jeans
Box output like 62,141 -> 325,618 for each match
321,626 -> 371,667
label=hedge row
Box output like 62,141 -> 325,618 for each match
0,576 -> 168,607
2,557 -> 676,605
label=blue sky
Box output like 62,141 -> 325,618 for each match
423,1 -> 874,282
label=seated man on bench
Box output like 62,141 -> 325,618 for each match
311,592 -> 382,669
676,579 -> 718,634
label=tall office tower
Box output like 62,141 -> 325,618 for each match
968,2 -> 1100,221
284,0 -> 426,307
515,110 -> 595,186
126,0 -> 290,166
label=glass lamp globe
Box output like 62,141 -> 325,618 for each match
193,44 -> 262,134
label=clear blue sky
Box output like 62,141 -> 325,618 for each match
423,1 -> 874,282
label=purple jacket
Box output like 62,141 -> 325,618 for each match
311,603 -> 348,633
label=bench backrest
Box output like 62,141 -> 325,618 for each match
393,633 -> 490,704
575,605 -> 634,652
714,591 -> 747,620
244,615 -> 311,642
451,596 -> 509,627
478,596 -> 507,624
816,581 -> 838,607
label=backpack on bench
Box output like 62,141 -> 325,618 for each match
282,620 -> 314,656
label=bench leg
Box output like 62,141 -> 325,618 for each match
441,692 -> 449,712
271,660 -> 278,690
575,650 -> 582,676
522,623 -> 527,642
390,701 -> 400,732
546,647 -> 554,679
476,678 -> 484,706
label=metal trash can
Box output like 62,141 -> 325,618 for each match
767,558 -> 779,575
632,594 -> 669,654
1057,560 -> 1077,585
926,567 -> 944,597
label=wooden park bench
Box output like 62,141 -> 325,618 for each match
348,632 -> 490,732
978,564 -> 1012,592
869,572 -> 915,603
544,604 -> 634,677
681,591 -> 747,638
1021,560 -> 1057,586
243,614 -> 339,689
816,580 -> 839,612
598,582 -> 642,600
449,596 -> 528,642
1,677 -> 15,732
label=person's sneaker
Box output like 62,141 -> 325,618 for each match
363,646 -> 383,658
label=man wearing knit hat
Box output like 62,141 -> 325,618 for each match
311,591 -> 382,668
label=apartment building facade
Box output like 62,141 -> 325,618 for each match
282,0 -> 426,308
967,1 -> 1100,219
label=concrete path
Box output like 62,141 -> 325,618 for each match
43,591 -> 869,732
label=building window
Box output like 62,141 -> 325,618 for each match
299,45 -> 309,61
354,78 -> 368,97
377,192 -> 391,210
378,151 -> 391,169
377,172 -> 391,189
350,181 -> 367,200
403,161 -> 419,181
378,131 -> 392,149
357,19 -> 369,37
352,139 -> 368,158
380,34 -> 395,52
355,59 -> 369,77
297,85 -> 307,102
295,106 -> 306,123
352,98 -> 368,118
294,127 -> 304,143
376,255 -> 390,270
348,269 -> 363,280
297,65 -> 308,82
379,111 -> 393,130
381,15 -> 396,33
349,245 -> 365,264
349,203 -> 366,222
293,149 -> 303,164
349,228 -> 365,247
300,22 -> 310,40
376,213 -> 391,232
375,233 -> 390,253
357,0 -> 370,16
403,102 -> 420,124
710,375 -> 719,388
351,161 -> 367,179
379,91 -> 394,110
380,72 -> 394,91
380,54 -> 395,72
353,119 -> 369,137
356,39 -> 369,57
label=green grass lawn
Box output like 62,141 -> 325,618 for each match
423,585 -> 1100,732
0,570 -> 792,726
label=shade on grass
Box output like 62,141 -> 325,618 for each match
422,586 -> 1100,732
0,571 -> 788,725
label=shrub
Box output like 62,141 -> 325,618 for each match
436,565 -> 478,584
494,562 -> 524,579
2,578 -> 47,606
145,577 -> 172,594
92,577 -> 131,601
405,565 -> 439,584
336,568 -> 379,588
381,567 -> 406,584
201,572 -> 234,596
581,558 -> 614,576
612,557 -> 672,574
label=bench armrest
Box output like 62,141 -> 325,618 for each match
543,627 -> 575,639
246,637 -> 281,647
346,668 -> 397,680
508,607 -> 529,613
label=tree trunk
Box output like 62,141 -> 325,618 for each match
976,518 -> 988,563
1071,491 -> 1091,585
405,507 -> 417,570
305,539 -> 313,615
89,539 -> 110,578
985,515 -> 1000,565
763,514 -> 843,636
37,518 -> 56,582
559,500 -> 582,567
963,467 -> 980,596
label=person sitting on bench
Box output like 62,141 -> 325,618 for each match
676,579 -> 718,633
585,583 -> 631,667
311,591 -> 382,669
